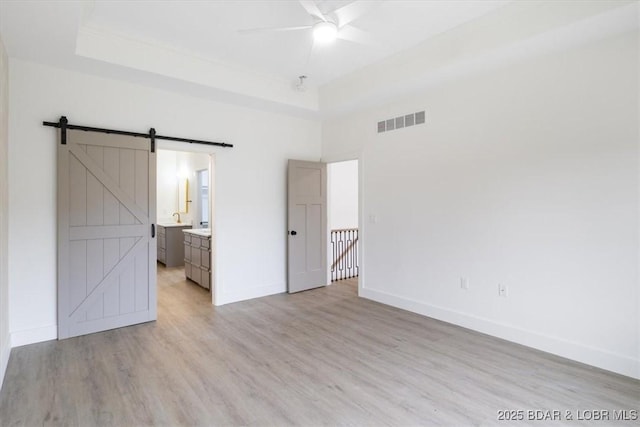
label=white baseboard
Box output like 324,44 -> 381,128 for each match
360,287 -> 639,380
218,283 -> 285,306
10,325 -> 57,348
0,336 -> 10,390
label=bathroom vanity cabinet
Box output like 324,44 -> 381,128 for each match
157,224 -> 192,267
184,229 -> 212,290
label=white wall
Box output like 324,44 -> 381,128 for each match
0,34 -> 10,388
328,160 -> 358,231
323,32 -> 639,379
8,58 -> 321,346
156,149 -> 178,223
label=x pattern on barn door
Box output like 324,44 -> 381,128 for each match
58,129 -> 156,339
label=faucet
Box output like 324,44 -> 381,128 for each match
172,212 -> 182,224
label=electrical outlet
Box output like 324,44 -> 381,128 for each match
498,284 -> 508,297
460,277 -> 469,290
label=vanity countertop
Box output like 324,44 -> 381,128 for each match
158,222 -> 192,228
183,228 -> 211,237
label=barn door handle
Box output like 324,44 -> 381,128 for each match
151,224 -> 156,238
290,230 -> 297,236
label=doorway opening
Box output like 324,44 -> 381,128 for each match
327,159 -> 359,286
156,149 -> 215,304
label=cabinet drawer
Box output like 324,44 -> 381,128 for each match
184,262 -> 192,279
184,245 -> 191,262
158,249 -> 166,263
201,250 -> 210,269
158,237 -> 166,250
158,226 -> 166,236
201,238 -> 210,249
183,233 -> 191,244
200,267 -> 210,290
191,236 -> 202,249
191,266 -> 202,284
191,247 -> 201,267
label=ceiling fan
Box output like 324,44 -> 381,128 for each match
238,0 -> 378,45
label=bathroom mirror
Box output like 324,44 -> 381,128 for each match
177,177 -> 190,213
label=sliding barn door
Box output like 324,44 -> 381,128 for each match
287,159 -> 327,293
57,129 -> 156,339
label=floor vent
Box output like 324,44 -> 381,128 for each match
378,111 -> 425,133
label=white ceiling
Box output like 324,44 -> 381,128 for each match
0,1 -> 635,116
80,0 -> 508,87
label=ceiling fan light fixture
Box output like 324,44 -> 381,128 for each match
313,21 -> 338,44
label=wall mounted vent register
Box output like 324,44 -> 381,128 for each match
378,111 -> 425,133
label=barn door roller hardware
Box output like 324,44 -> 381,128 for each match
43,116 -> 233,152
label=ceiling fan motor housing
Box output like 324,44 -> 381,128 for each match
313,21 -> 338,43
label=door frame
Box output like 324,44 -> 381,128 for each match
156,142 -> 217,305
326,158 -> 360,286
323,154 -> 364,295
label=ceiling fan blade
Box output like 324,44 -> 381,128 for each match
298,0 -> 327,21
238,25 -> 312,34
337,25 -> 375,45
330,0 -> 381,28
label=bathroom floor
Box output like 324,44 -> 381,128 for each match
157,262 -> 211,306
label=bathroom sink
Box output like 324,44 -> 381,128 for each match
183,228 -> 211,236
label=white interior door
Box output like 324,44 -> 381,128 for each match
57,129 -> 157,339
287,159 -> 327,293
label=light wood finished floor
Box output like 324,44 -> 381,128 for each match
1,266 -> 638,426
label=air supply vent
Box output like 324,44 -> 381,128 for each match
378,110 -> 425,133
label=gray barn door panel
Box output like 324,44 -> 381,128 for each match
287,159 -> 327,293
58,129 -> 156,339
